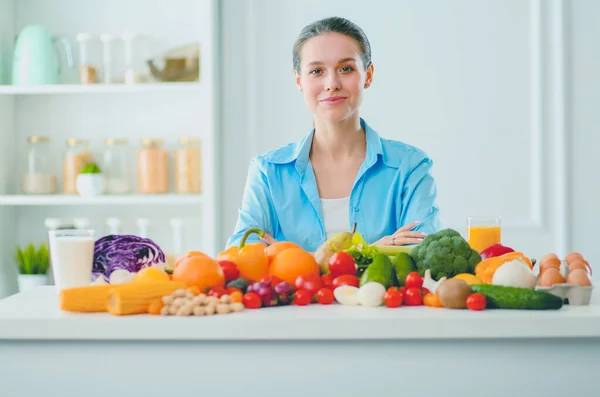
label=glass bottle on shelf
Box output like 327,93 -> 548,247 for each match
22,136 -> 57,194
62,138 -> 93,195
102,138 -> 130,194
122,33 -> 151,84
76,33 -> 101,84
100,34 -> 125,84
175,137 -> 202,194
137,139 -> 168,194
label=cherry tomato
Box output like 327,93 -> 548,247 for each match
316,288 -> 335,305
208,286 -> 226,298
321,274 -> 335,289
332,274 -> 360,289
295,275 -> 322,299
404,287 -> 423,306
218,260 -> 240,283
242,292 -> 262,309
328,252 -> 358,278
405,272 -> 424,289
384,288 -> 403,308
398,286 -> 406,296
466,293 -> 487,311
261,275 -> 283,287
293,289 -> 312,306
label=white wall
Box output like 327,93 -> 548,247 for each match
219,0 -> 598,279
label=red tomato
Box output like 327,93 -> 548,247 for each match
293,289 -> 312,306
218,260 -> 240,283
295,275 -> 322,299
404,287 -> 423,306
208,286 -> 226,298
321,274 -> 334,289
383,288 -> 403,308
398,286 -> 406,296
332,274 -> 360,289
405,272 -> 424,289
242,292 -> 262,309
466,293 -> 487,311
316,288 -> 335,305
328,252 -> 357,278
261,275 -> 283,287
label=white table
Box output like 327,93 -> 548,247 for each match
1,286 -> 599,397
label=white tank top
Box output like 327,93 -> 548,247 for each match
320,197 -> 350,240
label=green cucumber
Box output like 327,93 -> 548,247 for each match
471,284 -> 563,310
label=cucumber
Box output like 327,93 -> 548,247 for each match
471,284 -> 563,310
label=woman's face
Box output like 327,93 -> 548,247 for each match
295,32 -> 374,123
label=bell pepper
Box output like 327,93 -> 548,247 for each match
475,251 -> 532,284
480,243 -> 515,260
216,228 -> 269,282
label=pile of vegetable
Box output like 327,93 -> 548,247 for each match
92,234 -> 168,284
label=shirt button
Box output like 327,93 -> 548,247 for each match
353,206 -> 359,212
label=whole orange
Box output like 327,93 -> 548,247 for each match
268,248 -> 320,285
172,255 -> 225,292
265,241 -> 302,263
174,251 -> 210,268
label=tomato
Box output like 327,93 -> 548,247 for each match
405,272 -> 424,289
208,286 -> 226,298
293,289 -> 312,306
321,274 -> 334,289
261,275 -> 283,287
218,260 -> 240,283
242,292 -> 262,309
398,286 -> 406,296
383,288 -> 403,308
466,293 -> 487,311
316,288 -> 335,305
328,252 -> 357,278
404,287 -> 423,306
295,275 -> 322,299
332,274 -> 360,289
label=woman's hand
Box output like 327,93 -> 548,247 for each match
259,231 -> 277,246
372,221 -> 427,246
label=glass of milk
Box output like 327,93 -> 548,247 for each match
48,229 -> 95,292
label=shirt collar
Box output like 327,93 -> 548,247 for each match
292,118 -> 383,175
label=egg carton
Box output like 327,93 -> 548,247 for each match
535,284 -> 594,305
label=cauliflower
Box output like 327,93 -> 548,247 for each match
409,229 -> 482,280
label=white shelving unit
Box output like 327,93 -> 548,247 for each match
0,0 -> 221,298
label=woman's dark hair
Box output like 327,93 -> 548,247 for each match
293,17 -> 372,73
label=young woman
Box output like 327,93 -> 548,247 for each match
226,16 -> 442,252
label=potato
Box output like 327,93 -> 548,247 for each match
437,279 -> 472,309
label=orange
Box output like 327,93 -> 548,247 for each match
172,255 -> 225,292
133,266 -> 171,283
174,250 -> 210,268
265,241 -> 302,263
268,248 -> 320,285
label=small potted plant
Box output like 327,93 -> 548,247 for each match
76,162 -> 105,197
15,243 -> 50,292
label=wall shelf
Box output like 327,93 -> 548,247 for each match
0,194 -> 204,206
0,82 -> 202,95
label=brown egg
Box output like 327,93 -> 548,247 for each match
538,267 -> 565,287
539,257 -> 561,274
569,259 -> 592,275
539,253 -> 558,264
566,269 -> 592,286
565,252 -> 584,265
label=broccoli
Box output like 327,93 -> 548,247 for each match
409,228 -> 482,280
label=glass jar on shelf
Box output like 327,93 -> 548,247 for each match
122,33 -> 151,84
76,33 -> 101,84
100,34 -> 125,84
102,138 -> 130,194
137,138 -> 168,194
62,138 -> 93,194
22,136 -> 57,194
175,137 -> 202,194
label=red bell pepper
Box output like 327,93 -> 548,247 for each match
480,243 -> 515,260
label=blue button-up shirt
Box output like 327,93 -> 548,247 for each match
226,118 -> 442,251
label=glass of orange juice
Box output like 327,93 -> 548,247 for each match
467,216 -> 501,253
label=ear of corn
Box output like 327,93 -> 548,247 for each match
107,281 -> 187,315
60,284 -> 126,313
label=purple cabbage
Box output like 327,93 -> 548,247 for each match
92,234 -> 167,280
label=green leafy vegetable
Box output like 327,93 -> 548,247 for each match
80,163 -> 102,174
15,243 -> 50,275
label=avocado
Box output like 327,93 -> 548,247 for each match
394,253 -> 417,286
359,253 -> 394,288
